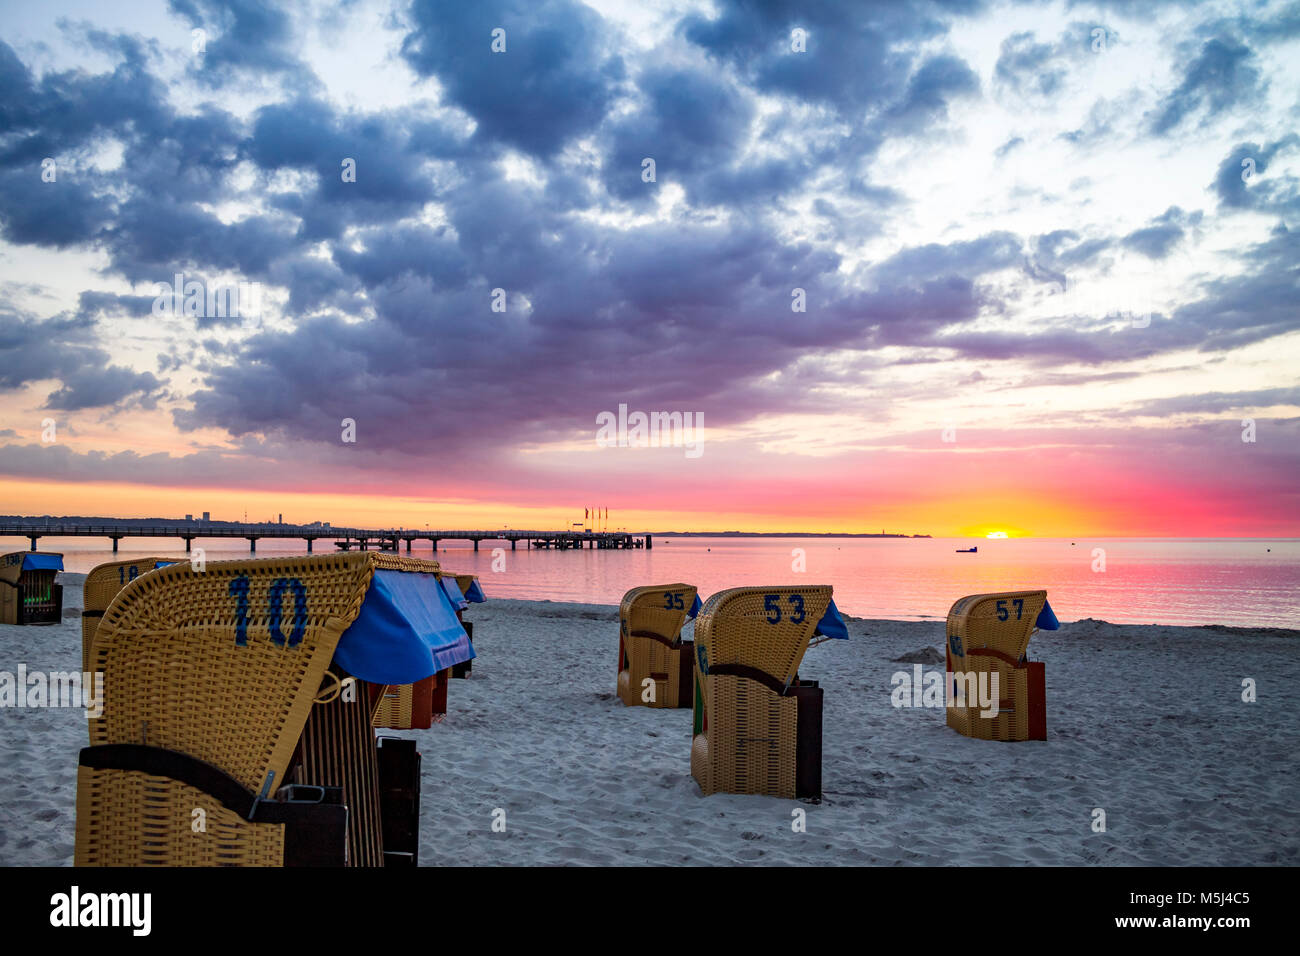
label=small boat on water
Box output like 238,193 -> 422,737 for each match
956,546 -> 978,553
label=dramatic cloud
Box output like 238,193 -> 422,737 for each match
0,0 -> 1297,533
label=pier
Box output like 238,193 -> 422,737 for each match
0,521 -> 650,553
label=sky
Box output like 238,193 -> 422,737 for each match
0,0 -> 1297,537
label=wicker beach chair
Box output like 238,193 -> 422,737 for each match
371,564 -> 478,726
617,584 -> 701,708
690,586 -> 848,799
0,551 -> 64,625
81,556 -> 181,673
76,552 -> 468,866
440,573 -> 484,679
944,590 -> 1060,742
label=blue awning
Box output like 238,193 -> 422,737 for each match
688,594 -> 702,619
22,554 -> 63,571
464,578 -> 486,603
1036,599 -> 1060,631
440,576 -> 469,611
814,598 -> 849,640
334,570 -> 475,684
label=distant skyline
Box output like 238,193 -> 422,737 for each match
1,0 -> 1298,537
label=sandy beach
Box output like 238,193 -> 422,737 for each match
2,574 -> 1296,867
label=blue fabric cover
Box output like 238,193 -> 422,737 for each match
814,598 -> 849,640
464,578 -> 486,603
334,570 -> 474,684
1036,599 -> 1060,630
688,594 -> 702,619
22,554 -> 63,571
440,576 -> 469,611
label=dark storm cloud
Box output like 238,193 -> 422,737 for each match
44,365 -> 164,411
0,312 -> 96,389
604,65 -> 754,203
0,166 -> 115,247
993,23 -> 1096,100
1211,137 -> 1300,215
680,0 -> 978,117
1149,35 -> 1264,134
1121,206 -> 1201,259
2,1 -> 1298,462
168,0 -> 307,85
75,291 -> 158,321
400,0 -> 624,157
881,54 -> 980,134
244,97 -> 457,241
0,309 -> 161,410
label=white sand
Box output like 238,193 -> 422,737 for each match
2,574 -> 1297,866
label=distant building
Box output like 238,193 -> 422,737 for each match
202,512 -> 210,522
278,513 -> 283,524
185,514 -> 193,521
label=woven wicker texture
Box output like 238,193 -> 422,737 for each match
366,556 -> 444,729
616,584 -> 697,708
81,557 -> 181,674
948,590 -> 1047,660
946,590 -> 1048,742
86,553 -> 404,794
692,673 -> 798,797
694,585 -> 832,688
372,681 -> 415,729
74,766 -> 285,866
294,669 -> 384,866
77,551 -> 444,867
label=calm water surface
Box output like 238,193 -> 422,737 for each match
9,535 -> 1299,629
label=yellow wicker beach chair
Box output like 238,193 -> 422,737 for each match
370,559 -> 445,730
944,590 -> 1059,742
76,552 -> 467,866
370,563 -> 482,726
81,556 -> 182,673
690,586 -> 848,799
0,551 -> 64,625
617,584 -> 700,708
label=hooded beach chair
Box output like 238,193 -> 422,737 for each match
76,552 -> 471,866
0,551 -> 64,625
690,586 -> 848,799
944,590 -> 1060,741
440,572 -> 485,679
617,584 -> 702,708
371,566 -> 479,726
81,556 -> 181,672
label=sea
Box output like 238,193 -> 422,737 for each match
8,534 -> 1299,629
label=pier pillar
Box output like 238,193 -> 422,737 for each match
110,536 -> 120,554
29,535 -> 38,552
473,539 -> 479,551
248,537 -> 258,553
645,535 -> 652,550
183,537 -> 193,553
511,539 -> 516,550
406,538 -> 411,552
306,538 -> 313,553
